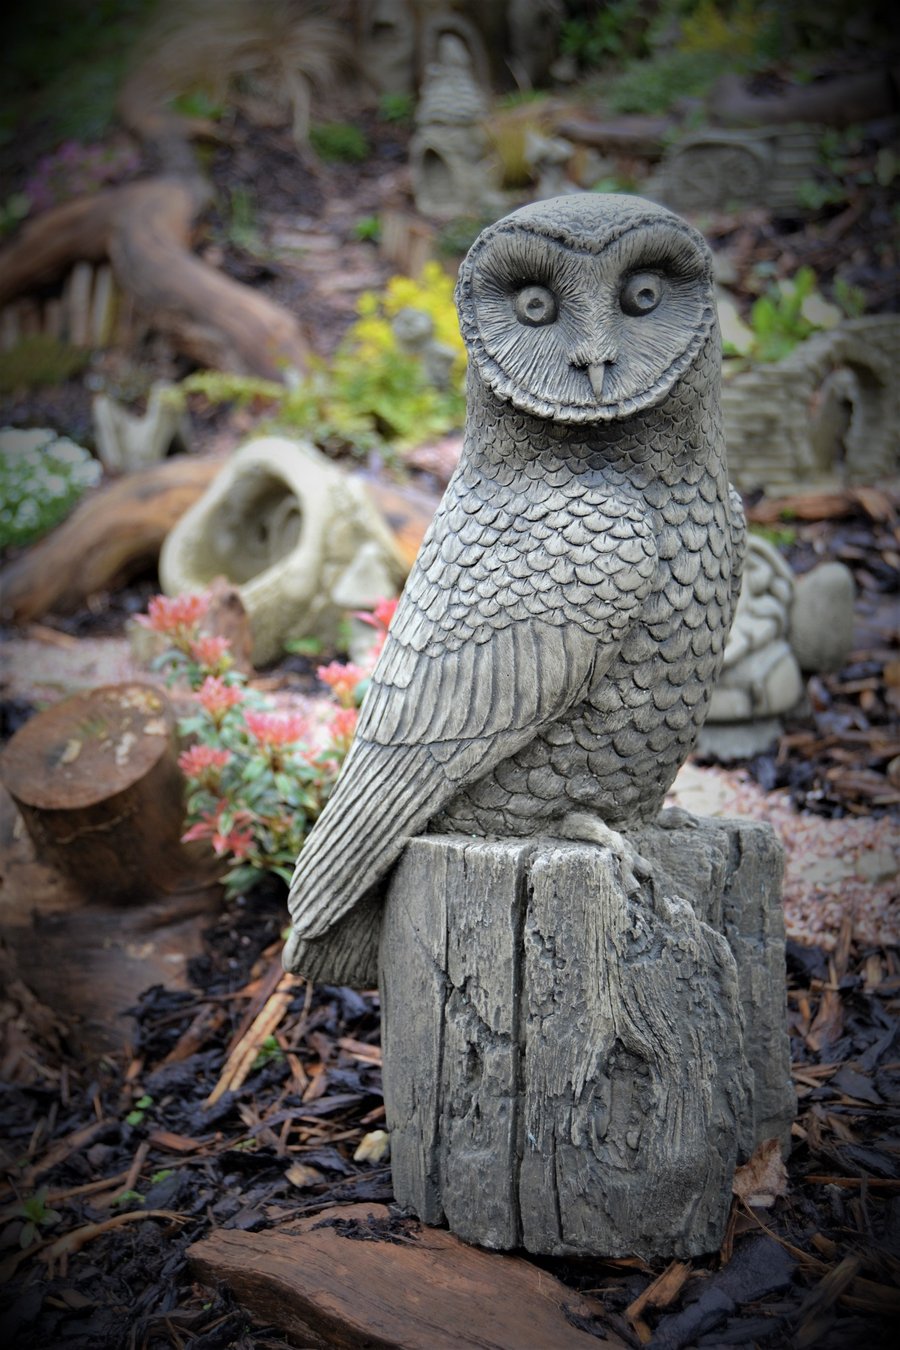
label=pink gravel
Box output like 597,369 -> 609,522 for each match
668,763 -> 899,951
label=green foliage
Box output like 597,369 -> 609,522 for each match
436,215 -> 494,258
745,266 -> 836,362
353,214 -> 382,243
0,192 -> 30,239
14,1186 -> 62,1248
125,1093 -> 154,1127
0,427 -> 102,550
377,91 -> 414,125
175,263 -> 467,459
252,1034 -> 284,1070
833,277 -> 866,320
170,87 -> 225,120
150,1169 -> 175,1184
749,522 -> 798,549
560,1 -> 651,69
309,121 -> 369,164
590,173 -> 638,195
223,185 -> 262,253
112,1189 -> 146,1207
795,178 -> 847,212
608,49 -> 727,115
2,0 -> 160,146
0,336 -> 91,396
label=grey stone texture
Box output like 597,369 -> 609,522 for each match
380,821 -> 794,1259
722,316 -> 900,491
285,193 -> 746,982
648,126 -> 821,216
159,436 -> 407,665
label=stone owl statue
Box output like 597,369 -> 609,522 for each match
284,193 -> 746,986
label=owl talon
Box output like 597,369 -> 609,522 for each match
657,806 -> 700,830
557,812 -> 652,895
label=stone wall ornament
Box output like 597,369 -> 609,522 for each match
93,380 -> 191,474
722,316 -> 900,491
158,436 -> 408,666
409,32 -> 500,219
647,126 -> 821,216
284,194 -> 794,1257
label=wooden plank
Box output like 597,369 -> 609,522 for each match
188,1203 -> 622,1350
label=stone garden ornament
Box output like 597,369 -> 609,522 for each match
285,195 -> 794,1258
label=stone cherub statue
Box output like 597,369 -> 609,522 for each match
284,192 -> 746,988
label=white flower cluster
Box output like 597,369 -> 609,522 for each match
0,426 -> 102,549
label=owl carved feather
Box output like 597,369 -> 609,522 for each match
284,194 -> 745,986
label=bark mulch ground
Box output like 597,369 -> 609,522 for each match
1,876 -> 898,1349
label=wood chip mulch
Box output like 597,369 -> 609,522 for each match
1,878 -> 898,1349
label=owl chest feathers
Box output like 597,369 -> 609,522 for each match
427,436 -> 739,831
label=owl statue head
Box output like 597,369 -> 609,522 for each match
455,193 -> 717,424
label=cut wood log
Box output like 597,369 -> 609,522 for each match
0,783 -> 219,1057
0,682 -> 214,900
0,454 -> 222,622
380,820 -> 795,1261
188,1202 -> 624,1349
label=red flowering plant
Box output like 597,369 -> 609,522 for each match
136,591 -> 396,898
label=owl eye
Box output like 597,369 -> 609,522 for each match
514,284 -> 558,327
620,272 -> 663,317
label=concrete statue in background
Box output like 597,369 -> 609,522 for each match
285,195 -> 794,1259
159,437 -> 407,666
409,33 -> 500,219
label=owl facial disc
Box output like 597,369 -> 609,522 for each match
455,194 -> 717,424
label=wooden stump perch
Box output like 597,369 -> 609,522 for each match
380,818 -> 794,1261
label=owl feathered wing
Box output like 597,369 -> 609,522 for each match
284,480 -> 657,982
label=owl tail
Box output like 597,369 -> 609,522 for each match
285,738 -> 446,975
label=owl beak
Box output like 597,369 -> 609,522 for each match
587,361 -> 610,401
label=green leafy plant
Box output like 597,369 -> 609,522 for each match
795,178 -> 847,212
0,427 -> 102,549
560,1 -> 651,69
14,1187 -> 62,1248
377,91 -> 413,124
608,48 -> 726,115
833,276 -> 866,319
137,592 -> 398,897
744,267 -> 842,363
173,262 -> 467,459
749,522 -> 798,549
0,192 -> 30,238
170,87 -> 225,120
252,1034 -> 284,1070
111,1189 -> 146,1208
223,185 -> 262,253
309,121 -> 368,163
0,336 -> 92,397
352,214 -> 381,243
125,1093 -> 154,1127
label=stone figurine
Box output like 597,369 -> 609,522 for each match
409,33 -> 500,219
285,192 -> 746,986
159,437 -> 407,666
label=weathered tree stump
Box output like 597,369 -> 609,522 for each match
379,818 -> 794,1261
0,683 -> 204,900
